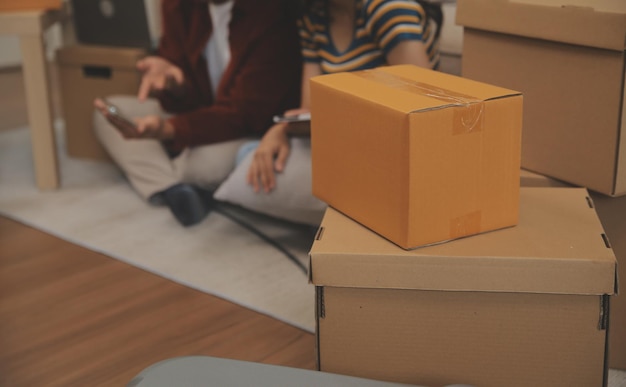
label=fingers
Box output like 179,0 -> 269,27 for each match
168,67 -> 184,85
284,107 -> 310,116
138,74 -> 169,100
246,160 -> 261,193
138,73 -> 182,101
248,150 -> 277,193
248,148 -> 293,192
254,152 -> 274,193
136,58 -> 148,71
135,118 -> 149,137
134,116 -> 163,139
137,57 -> 160,100
246,123 -> 292,193
274,144 -> 290,173
94,98 -> 134,138
137,76 -> 153,101
93,98 -> 107,113
259,152 -> 276,193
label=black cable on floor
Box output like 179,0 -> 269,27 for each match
212,204 -> 309,275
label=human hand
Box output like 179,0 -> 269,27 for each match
280,108 -> 311,137
246,123 -> 290,193
134,115 -> 175,140
136,56 -> 185,101
94,97 -> 140,138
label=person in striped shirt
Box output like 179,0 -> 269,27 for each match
243,0 -> 440,223
300,0 -> 440,74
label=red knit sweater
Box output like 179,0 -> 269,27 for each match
157,0 -> 302,151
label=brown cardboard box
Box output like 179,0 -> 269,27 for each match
57,44 -> 146,161
0,0 -> 62,11
310,64 -> 522,249
456,0 -> 626,197
309,187 -> 617,387
520,169 -> 626,370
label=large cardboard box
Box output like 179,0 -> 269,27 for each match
57,44 -> 146,161
309,187 -> 617,387
310,64 -> 522,249
457,0 -> 626,197
520,169 -> 626,370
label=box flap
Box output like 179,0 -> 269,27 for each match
456,0 -> 626,51
309,188 -> 616,295
310,65 -> 520,115
56,45 -> 146,69
512,0 -> 626,14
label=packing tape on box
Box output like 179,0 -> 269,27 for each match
352,69 -> 485,135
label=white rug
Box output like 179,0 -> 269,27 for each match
2,126 -> 626,386
0,125 -> 317,332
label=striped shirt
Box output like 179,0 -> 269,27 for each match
299,0 -> 440,74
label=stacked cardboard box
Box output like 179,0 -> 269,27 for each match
457,0 -> 626,371
311,64 -> 523,250
457,0 -> 626,197
308,65 -> 618,386
56,44 -> 146,161
521,170 -> 626,370
309,188 -> 616,387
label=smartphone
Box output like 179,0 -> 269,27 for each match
99,99 -> 139,138
272,112 -> 311,124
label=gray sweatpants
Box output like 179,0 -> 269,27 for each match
93,95 -> 251,201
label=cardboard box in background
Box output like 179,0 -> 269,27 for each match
457,0 -> 626,197
0,0 -> 62,11
309,188 -> 617,387
56,44 -> 145,161
519,168 -> 572,189
520,168 -> 626,370
310,64 -> 522,249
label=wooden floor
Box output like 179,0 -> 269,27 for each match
0,68 -> 316,386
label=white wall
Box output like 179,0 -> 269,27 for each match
0,36 -> 21,68
145,0 -> 162,48
0,24 -> 63,68
440,2 -> 463,56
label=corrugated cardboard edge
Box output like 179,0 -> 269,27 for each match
311,227 -> 325,371
586,195 -> 620,297
56,45 -> 147,70
614,61 -> 626,196
314,286 -> 323,371
456,0 -> 626,51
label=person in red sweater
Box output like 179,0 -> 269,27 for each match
94,0 -> 301,226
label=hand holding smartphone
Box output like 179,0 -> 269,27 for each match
272,112 -> 311,137
273,112 -> 311,124
94,98 -> 140,138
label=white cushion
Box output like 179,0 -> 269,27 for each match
214,138 -> 326,226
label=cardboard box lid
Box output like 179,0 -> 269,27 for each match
309,188 -> 617,296
310,64 -> 520,115
56,44 -> 146,69
456,0 -> 626,51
